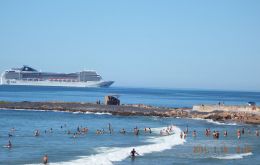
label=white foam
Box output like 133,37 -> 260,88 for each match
48,126 -> 185,165
212,152 -> 252,160
193,118 -> 237,126
94,112 -> 112,115
84,111 -> 112,115
72,111 -> 81,114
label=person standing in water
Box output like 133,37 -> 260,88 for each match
237,129 -> 241,139
224,130 -> 228,137
43,154 -> 48,164
6,140 -> 12,148
192,130 -> 197,137
130,148 -> 139,158
108,123 -> 113,134
186,125 -> 189,134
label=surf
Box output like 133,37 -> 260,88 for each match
212,152 -> 253,160
48,126 -> 185,165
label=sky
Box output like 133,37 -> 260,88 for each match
0,0 -> 260,91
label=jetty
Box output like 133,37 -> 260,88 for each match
0,101 -> 260,124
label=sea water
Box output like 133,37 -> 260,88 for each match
0,85 -> 260,107
0,86 -> 260,165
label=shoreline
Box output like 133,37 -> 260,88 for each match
0,101 -> 260,124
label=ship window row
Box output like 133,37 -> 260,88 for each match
22,79 -> 44,81
21,79 -> 80,82
49,79 -> 79,82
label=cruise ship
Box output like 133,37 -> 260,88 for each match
0,66 -> 114,88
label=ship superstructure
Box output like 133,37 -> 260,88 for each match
0,66 -> 114,87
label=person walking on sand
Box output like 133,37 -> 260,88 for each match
43,154 -> 48,164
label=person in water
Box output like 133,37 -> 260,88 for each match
224,130 -> 228,137
130,148 -> 139,157
192,130 -> 197,137
43,154 -> 48,164
237,129 -> 241,139
7,140 -> 12,148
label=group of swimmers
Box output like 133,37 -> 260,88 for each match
63,123 -> 153,137
3,124 -> 260,164
179,127 -> 260,139
160,125 -> 175,136
95,126 -> 152,136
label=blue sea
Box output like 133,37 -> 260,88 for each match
0,86 -> 260,165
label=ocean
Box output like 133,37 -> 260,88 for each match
0,86 -> 260,165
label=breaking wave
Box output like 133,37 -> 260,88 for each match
48,126 -> 185,165
193,118 -> 237,126
212,152 -> 252,160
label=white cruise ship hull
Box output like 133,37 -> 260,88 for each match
1,65 -> 114,88
0,79 -> 114,88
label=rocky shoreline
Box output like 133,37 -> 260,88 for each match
0,101 -> 260,124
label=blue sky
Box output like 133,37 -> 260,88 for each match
0,0 -> 260,91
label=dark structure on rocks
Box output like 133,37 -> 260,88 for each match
104,95 -> 120,105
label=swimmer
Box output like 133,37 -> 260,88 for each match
130,148 -> 139,158
120,128 -> 126,134
248,128 -> 251,134
10,127 -> 16,132
205,129 -> 208,136
149,128 -> 152,134
134,127 -> 139,136
43,154 -> 48,164
256,129 -> 259,137
8,133 -> 13,137
212,130 -> 216,138
224,130 -> 228,137
237,129 -> 241,139
108,123 -> 112,134
192,130 -> 197,137
7,140 -> 12,148
215,131 -> 220,139
183,132 -> 187,139
34,130 -> 40,137
180,132 -> 183,139
135,129 -> 139,136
